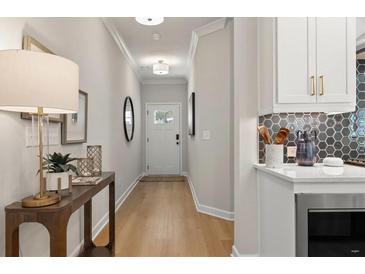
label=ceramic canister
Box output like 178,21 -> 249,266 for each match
265,144 -> 284,168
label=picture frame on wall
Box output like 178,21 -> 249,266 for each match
61,90 -> 88,144
188,92 -> 195,136
21,36 -> 63,123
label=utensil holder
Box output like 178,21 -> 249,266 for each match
265,144 -> 283,168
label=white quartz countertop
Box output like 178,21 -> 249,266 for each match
254,163 -> 365,183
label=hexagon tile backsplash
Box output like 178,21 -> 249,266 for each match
258,60 -> 365,164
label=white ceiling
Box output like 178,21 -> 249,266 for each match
110,17 -> 219,82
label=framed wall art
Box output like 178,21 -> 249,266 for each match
188,92 -> 195,136
61,90 -> 88,144
21,36 -> 63,123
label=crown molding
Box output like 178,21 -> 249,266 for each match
102,17 -> 228,84
141,78 -> 187,85
194,17 -> 227,38
187,18 -> 228,78
101,18 -> 141,81
187,31 -> 199,70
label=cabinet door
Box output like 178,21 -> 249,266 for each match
316,18 -> 356,103
277,17 -> 316,104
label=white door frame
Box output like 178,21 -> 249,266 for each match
145,102 -> 182,175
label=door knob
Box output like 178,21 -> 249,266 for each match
176,142 -> 180,145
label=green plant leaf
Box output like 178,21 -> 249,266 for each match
42,152 -> 77,173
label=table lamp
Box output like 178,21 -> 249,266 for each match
0,50 -> 79,207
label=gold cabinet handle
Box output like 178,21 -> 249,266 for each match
319,75 -> 324,96
310,76 -> 316,96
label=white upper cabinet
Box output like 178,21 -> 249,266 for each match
258,17 -> 356,115
277,18 -> 316,104
316,18 -> 356,103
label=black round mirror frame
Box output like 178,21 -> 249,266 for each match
123,96 -> 135,142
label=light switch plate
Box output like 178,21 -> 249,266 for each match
26,125 -> 60,147
202,130 -> 211,140
287,146 -> 297,158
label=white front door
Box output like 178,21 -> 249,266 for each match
146,103 -> 181,175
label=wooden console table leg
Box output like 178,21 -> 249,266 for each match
108,180 -> 115,255
5,213 -> 20,257
41,210 -> 71,257
84,199 -> 94,250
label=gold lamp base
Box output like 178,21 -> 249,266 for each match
22,192 -> 61,208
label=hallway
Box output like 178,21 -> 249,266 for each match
94,178 -> 233,256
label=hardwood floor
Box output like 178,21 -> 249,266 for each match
93,178 -> 234,256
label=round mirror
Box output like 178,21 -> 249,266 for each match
123,96 -> 134,142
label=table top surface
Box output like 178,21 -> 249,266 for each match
5,172 -> 115,213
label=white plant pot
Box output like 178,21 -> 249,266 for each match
46,172 -> 70,191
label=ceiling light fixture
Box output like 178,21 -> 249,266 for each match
153,60 -> 169,75
135,17 -> 164,26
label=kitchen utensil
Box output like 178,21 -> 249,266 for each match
274,127 -> 289,144
257,125 -> 267,144
296,130 -> 317,166
257,125 -> 272,144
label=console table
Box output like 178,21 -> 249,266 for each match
5,172 -> 115,257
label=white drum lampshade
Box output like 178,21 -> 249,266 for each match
0,49 -> 79,207
0,50 -> 79,114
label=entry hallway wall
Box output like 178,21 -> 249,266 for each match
0,18 -> 142,256
187,19 -> 234,215
141,82 -> 188,173
233,17 -> 259,256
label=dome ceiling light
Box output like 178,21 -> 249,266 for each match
153,60 -> 169,75
135,17 -> 164,26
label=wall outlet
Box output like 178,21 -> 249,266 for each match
287,146 -> 297,158
202,130 -> 211,140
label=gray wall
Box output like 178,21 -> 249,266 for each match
187,20 -> 234,212
0,18 -> 142,256
141,83 -> 188,172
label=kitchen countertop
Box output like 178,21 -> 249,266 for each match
254,163 -> 365,183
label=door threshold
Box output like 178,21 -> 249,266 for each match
140,175 -> 185,182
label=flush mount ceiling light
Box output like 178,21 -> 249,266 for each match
153,60 -> 169,75
135,17 -> 164,26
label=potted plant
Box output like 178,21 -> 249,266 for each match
43,152 -> 77,191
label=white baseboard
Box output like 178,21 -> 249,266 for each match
185,173 -> 234,221
69,172 -> 144,257
231,245 -> 259,257
231,245 -> 240,257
